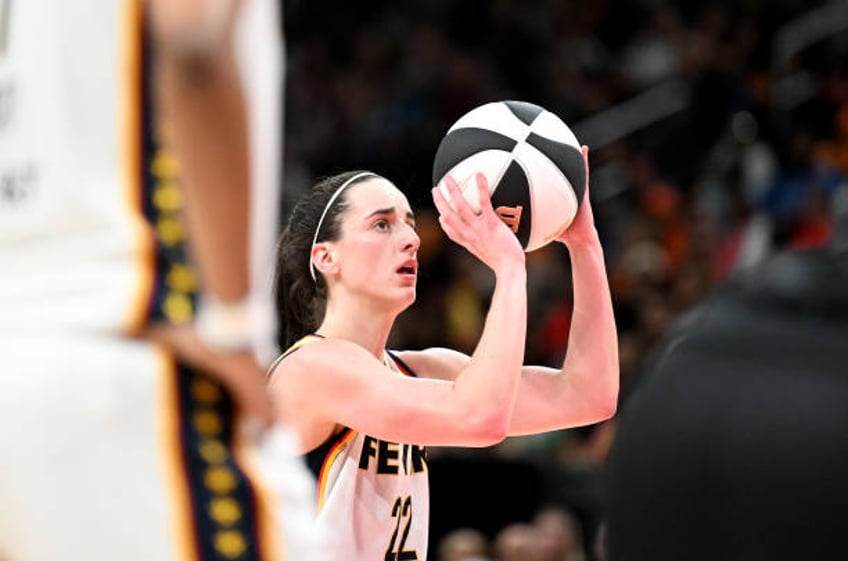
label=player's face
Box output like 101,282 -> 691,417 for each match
333,178 -> 420,307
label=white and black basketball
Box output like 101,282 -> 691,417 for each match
432,100 -> 586,252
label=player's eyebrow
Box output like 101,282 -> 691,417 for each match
364,207 -> 416,225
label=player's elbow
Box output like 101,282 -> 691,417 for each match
148,0 -> 236,68
464,409 -> 510,447
587,385 -> 618,423
594,397 -> 617,422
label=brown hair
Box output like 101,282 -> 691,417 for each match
273,171 -> 375,350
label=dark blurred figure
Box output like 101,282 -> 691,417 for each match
604,186 -> 848,561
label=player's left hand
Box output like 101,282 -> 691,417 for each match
145,323 -> 274,429
557,145 -> 600,249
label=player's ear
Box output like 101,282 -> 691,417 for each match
311,242 -> 339,279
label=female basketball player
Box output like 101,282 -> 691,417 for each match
268,147 -> 618,560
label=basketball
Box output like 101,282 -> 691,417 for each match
432,100 -> 586,252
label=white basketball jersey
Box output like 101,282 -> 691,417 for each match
278,337 -> 431,561
0,0 -> 142,333
0,0 -> 283,351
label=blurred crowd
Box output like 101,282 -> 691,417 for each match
281,0 -> 848,558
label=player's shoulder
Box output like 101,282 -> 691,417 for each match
268,335 -> 324,378
269,336 -> 379,380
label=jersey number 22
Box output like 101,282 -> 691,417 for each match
384,495 -> 418,561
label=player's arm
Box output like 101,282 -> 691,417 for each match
399,147 -> 619,434
400,242 -> 617,434
269,175 -> 528,450
143,0 -> 273,424
512,158 -> 619,433
147,0 -> 249,303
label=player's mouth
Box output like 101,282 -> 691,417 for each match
396,259 -> 418,279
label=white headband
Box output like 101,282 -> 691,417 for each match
310,172 -> 377,282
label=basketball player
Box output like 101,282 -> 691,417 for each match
604,189 -> 848,560
268,155 -> 620,560
0,1 -> 322,560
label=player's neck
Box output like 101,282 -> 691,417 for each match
318,299 -> 396,359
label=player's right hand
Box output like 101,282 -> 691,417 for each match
432,173 -> 525,275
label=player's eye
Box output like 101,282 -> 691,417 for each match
374,219 -> 390,232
